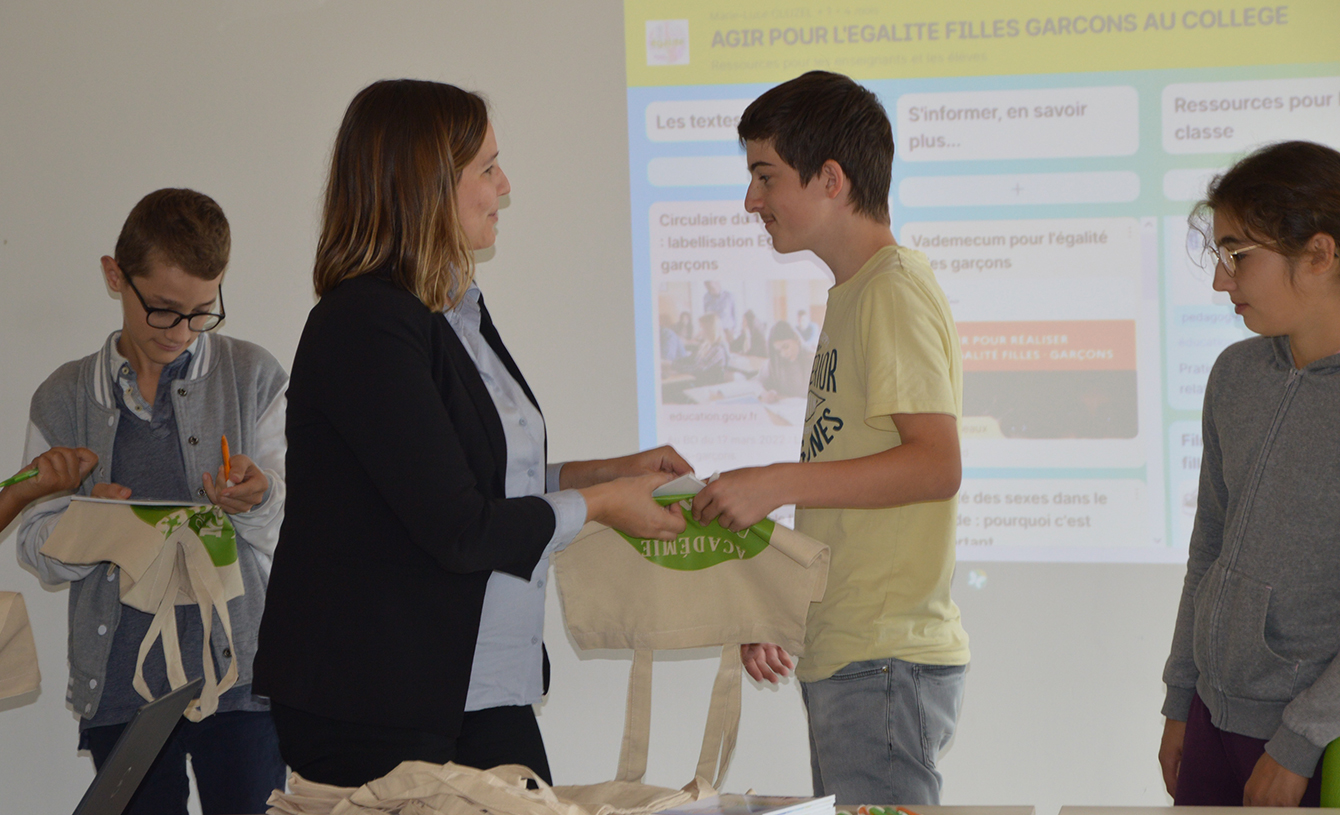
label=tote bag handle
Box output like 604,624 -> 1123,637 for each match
130,530 -> 239,721
616,644 -> 742,791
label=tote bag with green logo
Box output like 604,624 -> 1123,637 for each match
42,496 -> 243,721
552,475 -> 830,792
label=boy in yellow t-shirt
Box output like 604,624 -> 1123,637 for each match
692,71 -> 968,806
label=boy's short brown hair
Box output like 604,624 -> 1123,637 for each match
738,71 -> 893,223
114,188 -> 230,280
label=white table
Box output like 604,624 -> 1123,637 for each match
1061,807 -> 1318,815
837,806 -> 1035,815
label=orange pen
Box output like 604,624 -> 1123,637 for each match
221,435 -> 232,485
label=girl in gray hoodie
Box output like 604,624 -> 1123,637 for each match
1160,141 -> 1340,808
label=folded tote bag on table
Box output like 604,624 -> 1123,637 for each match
41,496 -> 244,720
268,761 -> 714,815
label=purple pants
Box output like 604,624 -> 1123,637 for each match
1175,693 -> 1323,806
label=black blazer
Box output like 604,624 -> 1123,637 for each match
254,272 -> 555,735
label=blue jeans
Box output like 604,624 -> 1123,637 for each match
801,657 -> 967,806
84,710 -> 286,815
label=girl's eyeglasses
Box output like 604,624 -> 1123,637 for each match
1210,242 -> 1274,278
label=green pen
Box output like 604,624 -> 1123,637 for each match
0,468 -> 38,489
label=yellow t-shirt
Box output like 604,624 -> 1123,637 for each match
795,245 -> 970,682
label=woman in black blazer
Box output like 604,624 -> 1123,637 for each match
253,79 -> 689,788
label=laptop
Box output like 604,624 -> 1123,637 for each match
71,677 -> 205,815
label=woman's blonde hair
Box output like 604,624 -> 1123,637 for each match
313,79 -> 489,311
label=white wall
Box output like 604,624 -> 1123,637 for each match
0,2 -> 1184,812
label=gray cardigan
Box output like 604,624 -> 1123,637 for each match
17,331 -> 287,719
1163,335 -> 1340,776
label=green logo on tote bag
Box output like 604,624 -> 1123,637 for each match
131,505 -> 238,567
616,494 -> 774,571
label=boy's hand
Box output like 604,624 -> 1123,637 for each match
203,454 -> 268,514
691,466 -> 785,532
1243,752 -> 1308,807
8,447 -> 98,503
91,482 -> 132,500
742,643 -> 793,684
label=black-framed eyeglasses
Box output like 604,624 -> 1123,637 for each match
122,272 -> 225,331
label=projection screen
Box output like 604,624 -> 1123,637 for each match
624,0 -> 1340,562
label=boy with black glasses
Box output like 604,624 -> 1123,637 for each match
17,188 -> 287,815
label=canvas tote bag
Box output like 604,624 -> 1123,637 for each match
0,591 -> 40,700
268,761 -> 717,815
552,475 -> 829,792
41,496 -> 244,720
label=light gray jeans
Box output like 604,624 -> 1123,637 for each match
800,657 -> 967,806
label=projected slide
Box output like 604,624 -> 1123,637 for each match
625,1 -> 1340,561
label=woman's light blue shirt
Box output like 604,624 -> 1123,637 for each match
443,285 -> 586,711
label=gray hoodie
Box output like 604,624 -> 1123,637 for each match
1163,335 -> 1340,776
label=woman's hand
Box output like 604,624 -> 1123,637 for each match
622,445 -> 692,478
1158,717 -> 1186,799
580,472 -> 687,541
560,445 -> 692,490
203,454 -> 269,514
